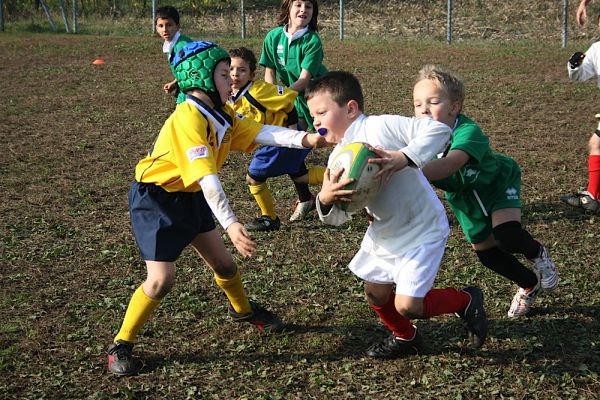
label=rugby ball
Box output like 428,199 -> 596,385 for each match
329,142 -> 382,213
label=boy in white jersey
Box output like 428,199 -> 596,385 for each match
561,43 -> 600,213
307,71 -> 488,358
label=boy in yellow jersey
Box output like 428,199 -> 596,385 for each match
229,47 -> 325,231
107,41 -> 326,376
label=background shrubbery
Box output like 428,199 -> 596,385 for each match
3,0 -> 600,43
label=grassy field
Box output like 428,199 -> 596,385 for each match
1,32 -> 599,399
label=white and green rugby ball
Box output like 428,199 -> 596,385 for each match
329,142 -> 382,213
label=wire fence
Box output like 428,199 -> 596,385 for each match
2,0 -> 599,47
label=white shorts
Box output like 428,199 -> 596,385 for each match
347,238 -> 447,298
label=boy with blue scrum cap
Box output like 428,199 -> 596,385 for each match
107,41 -> 326,376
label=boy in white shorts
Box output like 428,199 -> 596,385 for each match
307,71 -> 488,358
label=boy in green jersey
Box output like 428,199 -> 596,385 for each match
155,6 -> 192,104
415,65 -> 559,317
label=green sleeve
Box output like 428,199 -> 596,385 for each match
259,29 -> 279,70
300,33 -> 327,77
449,116 -> 489,165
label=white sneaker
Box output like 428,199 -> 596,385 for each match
531,245 -> 558,290
508,276 -> 541,318
289,196 -> 315,222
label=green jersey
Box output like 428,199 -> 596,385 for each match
432,114 -> 522,243
432,114 -> 518,196
166,33 -> 193,104
259,26 -> 327,130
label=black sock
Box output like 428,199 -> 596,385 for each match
493,221 -> 541,259
476,247 -> 538,288
293,182 -> 312,202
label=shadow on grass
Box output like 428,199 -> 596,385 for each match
134,308 -> 599,378
523,201 -> 598,222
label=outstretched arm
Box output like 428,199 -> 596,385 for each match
255,125 -> 330,149
365,145 -> 412,184
290,69 -> 312,93
421,149 -> 470,182
200,174 -> 256,257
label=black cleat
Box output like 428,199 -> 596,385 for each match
560,191 -> 599,213
229,301 -> 285,333
457,287 -> 488,349
365,330 -> 423,359
107,340 -> 140,376
245,215 -> 281,232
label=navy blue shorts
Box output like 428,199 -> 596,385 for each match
129,182 -> 216,262
248,145 -> 310,180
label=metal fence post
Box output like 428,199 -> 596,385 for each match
0,0 -> 4,32
152,0 -> 156,33
72,0 -> 78,33
59,0 -> 71,33
563,0 -> 568,48
340,0 -> 344,40
447,0 -> 453,44
39,0 -> 57,32
241,0 -> 246,40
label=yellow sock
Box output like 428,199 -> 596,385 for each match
214,269 -> 252,314
114,285 -> 160,344
308,166 -> 326,185
249,182 -> 276,219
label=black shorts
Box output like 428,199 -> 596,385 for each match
129,182 -> 216,262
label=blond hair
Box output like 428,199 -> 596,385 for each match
416,65 -> 465,105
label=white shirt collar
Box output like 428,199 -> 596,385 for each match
339,115 -> 367,146
284,25 -> 309,44
162,31 -> 181,57
186,96 -> 231,147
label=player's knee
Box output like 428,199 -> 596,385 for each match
211,260 -> 237,278
246,173 -> 265,186
588,134 -> 600,152
493,221 -> 523,254
395,300 -> 423,319
146,275 -> 175,299
364,288 -> 388,307
475,247 -> 497,267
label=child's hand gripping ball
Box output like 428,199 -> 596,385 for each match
329,142 -> 382,213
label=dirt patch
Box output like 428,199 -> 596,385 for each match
0,30 -> 599,398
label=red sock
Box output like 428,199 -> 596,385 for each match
587,155 -> 600,199
370,293 -> 416,340
422,288 -> 470,318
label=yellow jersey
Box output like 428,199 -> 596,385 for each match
135,96 -> 261,192
229,80 -> 298,127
